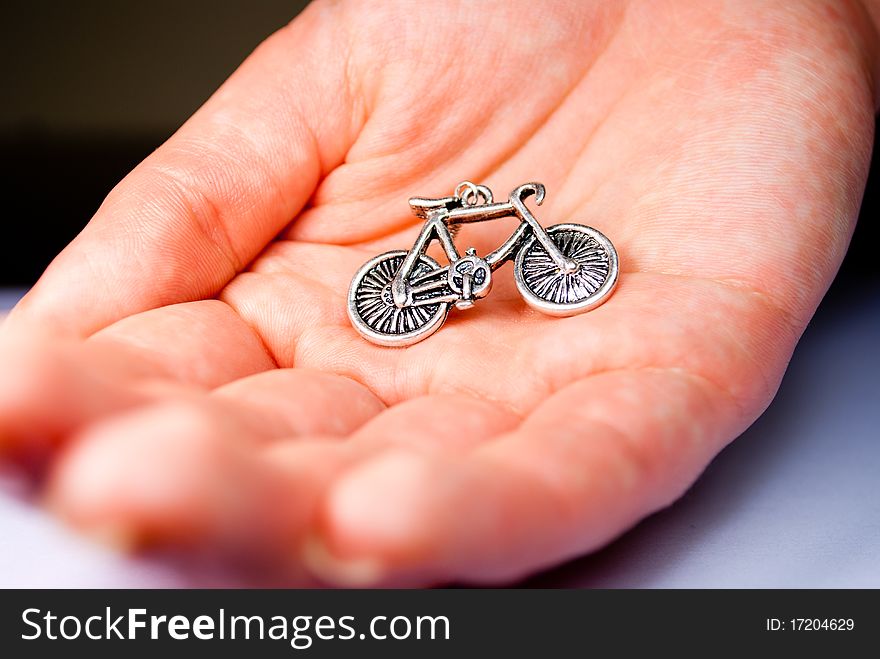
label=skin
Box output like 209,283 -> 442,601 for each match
0,0 -> 877,586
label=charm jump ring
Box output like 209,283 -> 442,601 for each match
454,181 -> 493,206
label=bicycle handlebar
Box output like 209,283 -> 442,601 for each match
446,182 -> 546,224
408,182 -> 546,225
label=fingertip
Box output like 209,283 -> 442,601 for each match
47,402 -> 266,549
300,534 -> 388,587
0,338 -> 79,467
0,335 -> 153,474
46,401 -> 327,570
313,450 -> 452,585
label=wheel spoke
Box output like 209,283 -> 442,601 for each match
351,253 -> 447,340
519,227 -> 612,306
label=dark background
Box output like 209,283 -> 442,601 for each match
0,0 -> 876,288
1,0 -> 309,286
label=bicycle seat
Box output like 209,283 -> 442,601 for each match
408,195 -> 461,218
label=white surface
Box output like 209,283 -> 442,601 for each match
527,284 -> 880,587
0,289 -> 25,314
1,285 -> 878,587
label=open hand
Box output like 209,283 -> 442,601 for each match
1,0 -> 875,585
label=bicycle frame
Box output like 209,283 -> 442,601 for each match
391,183 -> 578,308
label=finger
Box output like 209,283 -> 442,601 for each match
212,368 -> 386,437
9,2 -> 362,337
46,389 -> 510,580
348,394 -> 519,455
89,300 -> 277,387
233,394 -> 520,585
0,299 -> 281,466
0,335 -> 156,469
311,367 -> 753,586
47,370 -> 385,565
47,401 -> 314,571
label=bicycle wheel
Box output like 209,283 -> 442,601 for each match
514,223 -> 618,317
348,250 -> 450,347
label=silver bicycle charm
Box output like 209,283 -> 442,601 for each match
348,181 -> 619,347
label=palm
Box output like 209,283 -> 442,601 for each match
2,1 -> 873,585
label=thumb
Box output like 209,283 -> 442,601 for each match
9,2 -> 362,337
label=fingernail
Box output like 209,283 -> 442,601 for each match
300,533 -> 386,587
43,491 -> 141,554
82,522 -> 140,553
